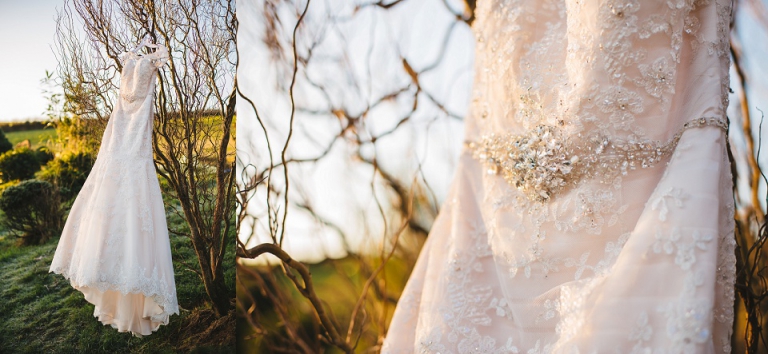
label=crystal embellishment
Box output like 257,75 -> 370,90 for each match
467,117 -> 728,202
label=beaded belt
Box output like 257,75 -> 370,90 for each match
466,117 -> 728,202
121,92 -> 149,103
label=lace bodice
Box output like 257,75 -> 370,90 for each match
469,0 -> 730,138
467,0 -> 731,200
118,46 -> 169,103
94,45 -> 169,160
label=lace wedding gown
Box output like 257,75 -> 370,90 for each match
49,45 -> 179,336
383,0 -> 735,353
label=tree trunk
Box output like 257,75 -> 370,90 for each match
191,229 -> 231,316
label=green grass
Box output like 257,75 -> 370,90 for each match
237,253 -> 415,353
5,128 -> 57,149
0,201 -> 236,354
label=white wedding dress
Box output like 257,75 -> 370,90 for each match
49,44 -> 179,336
383,0 -> 735,353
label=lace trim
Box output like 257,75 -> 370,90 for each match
49,264 -> 179,317
466,116 -> 727,202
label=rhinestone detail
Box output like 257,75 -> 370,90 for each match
466,117 -> 728,202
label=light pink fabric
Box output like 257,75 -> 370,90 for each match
383,0 -> 735,352
50,46 -> 178,337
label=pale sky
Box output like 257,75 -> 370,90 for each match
0,0 -> 61,122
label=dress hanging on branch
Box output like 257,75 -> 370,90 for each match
50,37 -> 179,337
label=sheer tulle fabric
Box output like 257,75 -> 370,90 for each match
50,46 -> 178,337
383,0 -> 735,353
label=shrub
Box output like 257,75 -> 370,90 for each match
0,179 -> 63,245
0,180 -> 18,195
0,148 -> 41,183
37,151 -> 95,202
0,130 -> 11,154
34,146 -> 54,165
54,116 -> 106,155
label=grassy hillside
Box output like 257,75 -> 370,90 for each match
237,254 -> 416,353
0,202 -> 236,354
5,128 -> 57,149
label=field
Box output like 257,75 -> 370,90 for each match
5,128 -> 57,149
2,118 -> 234,157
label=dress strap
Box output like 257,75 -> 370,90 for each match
131,35 -> 153,54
